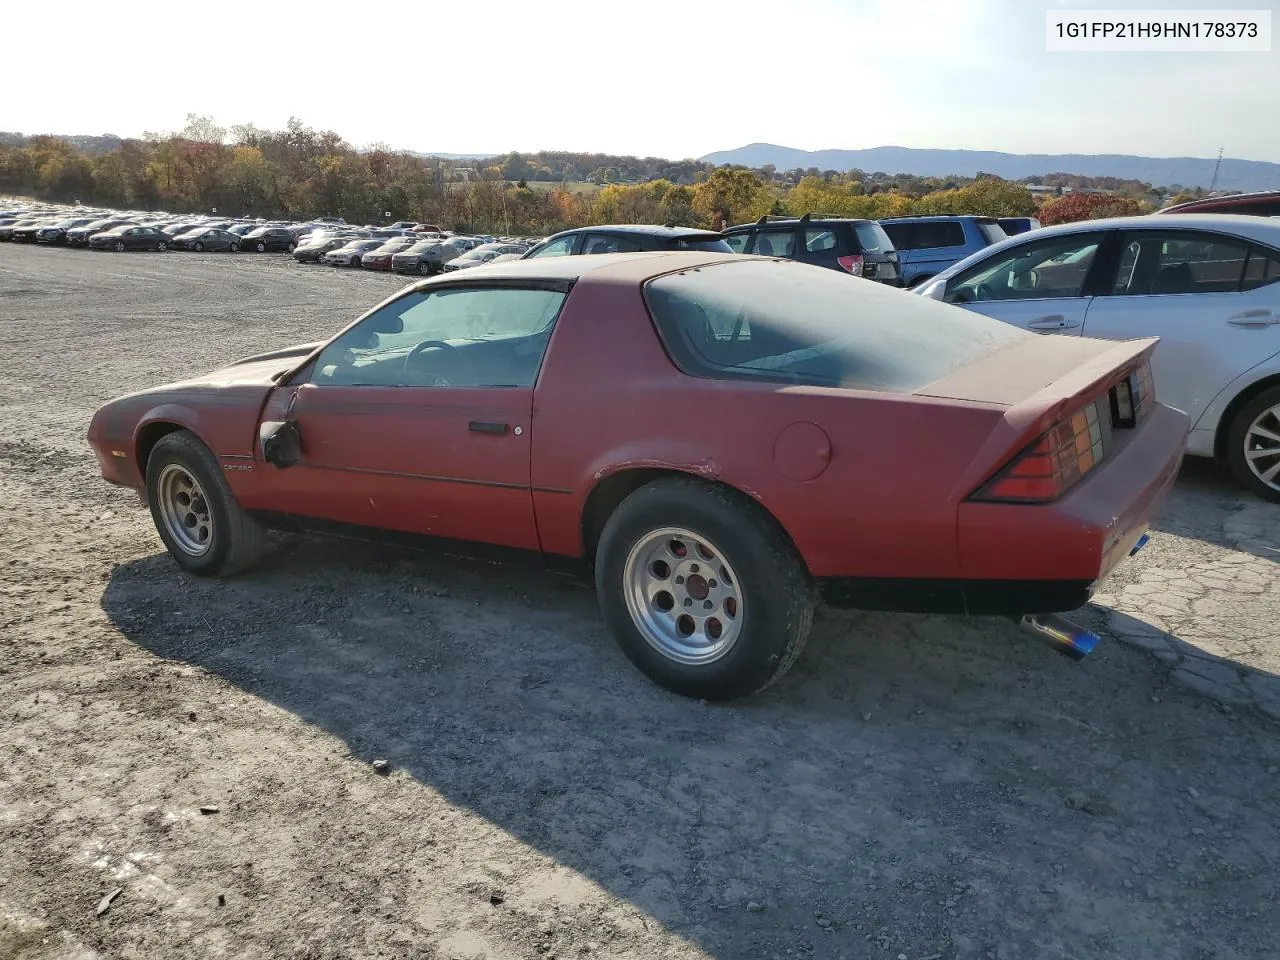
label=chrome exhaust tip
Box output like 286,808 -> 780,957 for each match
1019,613 -> 1100,662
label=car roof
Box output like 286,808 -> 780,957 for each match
987,213 -> 1280,246
1161,190 -> 1280,213
545,224 -> 723,241
923,213 -> 1280,287
880,215 -> 996,223
724,215 -> 873,232
405,250 -> 733,289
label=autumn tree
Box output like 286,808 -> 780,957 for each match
1038,192 -> 1141,225
692,168 -> 773,227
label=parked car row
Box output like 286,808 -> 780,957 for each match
294,232 -> 538,273
0,203 -> 504,260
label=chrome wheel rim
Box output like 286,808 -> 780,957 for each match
156,464 -> 213,556
622,527 -> 744,665
1244,402 -> 1280,491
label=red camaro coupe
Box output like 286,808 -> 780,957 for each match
89,252 -> 1188,699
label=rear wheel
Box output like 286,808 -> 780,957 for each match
1226,385 -> 1280,502
156,241 -> 167,251
146,430 -> 267,576
229,242 -> 239,253
595,478 -> 813,700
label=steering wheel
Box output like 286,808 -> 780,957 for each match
404,340 -> 469,386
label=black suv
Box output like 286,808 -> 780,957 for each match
522,224 -> 732,258
721,214 -> 900,284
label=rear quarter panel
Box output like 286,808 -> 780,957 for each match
529,268 -> 1008,579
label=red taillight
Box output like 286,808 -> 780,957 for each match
971,398 -> 1113,503
837,254 -> 864,275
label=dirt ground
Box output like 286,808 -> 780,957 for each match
1,243 -> 1278,960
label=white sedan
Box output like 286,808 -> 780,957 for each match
916,214 -> 1280,501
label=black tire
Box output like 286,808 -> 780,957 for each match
229,242 -> 239,253
1225,385 -> 1280,503
595,477 -> 814,700
194,241 -> 204,251
145,430 -> 268,577
114,240 -> 125,252
419,261 -> 432,275
255,241 -> 266,252
156,241 -> 167,251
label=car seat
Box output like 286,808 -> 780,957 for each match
1151,261 -> 1195,295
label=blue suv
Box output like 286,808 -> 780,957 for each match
878,216 -> 1007,288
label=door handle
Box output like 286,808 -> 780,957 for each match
468,421 -> 508,435
1228,309 -> 1277,328
1027,314 -> 1077,331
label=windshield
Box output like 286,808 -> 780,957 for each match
644,259 -> 1024,392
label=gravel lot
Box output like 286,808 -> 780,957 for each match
2,243 -> 1278,960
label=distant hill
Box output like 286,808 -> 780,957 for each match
404,151 -> 499,161
699,143 -> 1280,193
0,132 -> 125,155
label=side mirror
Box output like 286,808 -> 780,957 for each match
260,420 -> 302,468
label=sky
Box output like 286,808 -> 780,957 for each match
4,0 -> 1278,162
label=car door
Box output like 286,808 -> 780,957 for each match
125,227 -> 150,250
941,230 -> 1110,334
256,282 -> 570,551
1082,230 -> 1280,425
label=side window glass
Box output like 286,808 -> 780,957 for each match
528,235 -> 576,258
750,229 -> 795,256
582,234 -> 640,255
1113,232 -> 1248,296
947,234 -> 1102,303
805,229 -> 838,252
311,288 -> 567,388
1242,246 -> 1280,291
927,222 -> 966,248
723,232 -> 750,253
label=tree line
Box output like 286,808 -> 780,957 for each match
0,116 -> 1150,234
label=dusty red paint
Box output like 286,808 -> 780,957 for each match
87,252 -> 1189,595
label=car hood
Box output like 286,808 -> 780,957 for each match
157,342 -> 323,393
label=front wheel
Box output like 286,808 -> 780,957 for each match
194,241 -> 205,251
1225,385 -> 1280,502
146,430 -> 268,576
595,478 -> 814,700
255,241 -> 266,252
114,240 -> 125,252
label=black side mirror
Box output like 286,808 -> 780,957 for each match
260,420 -> 302,468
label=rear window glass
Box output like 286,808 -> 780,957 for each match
674,237 -> 733,253
977,221 -> 1008,245
1241,245 -> 1280,291
643,259 -> 1025,392
854,221 -> 893,254
882,221 -> 965,250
